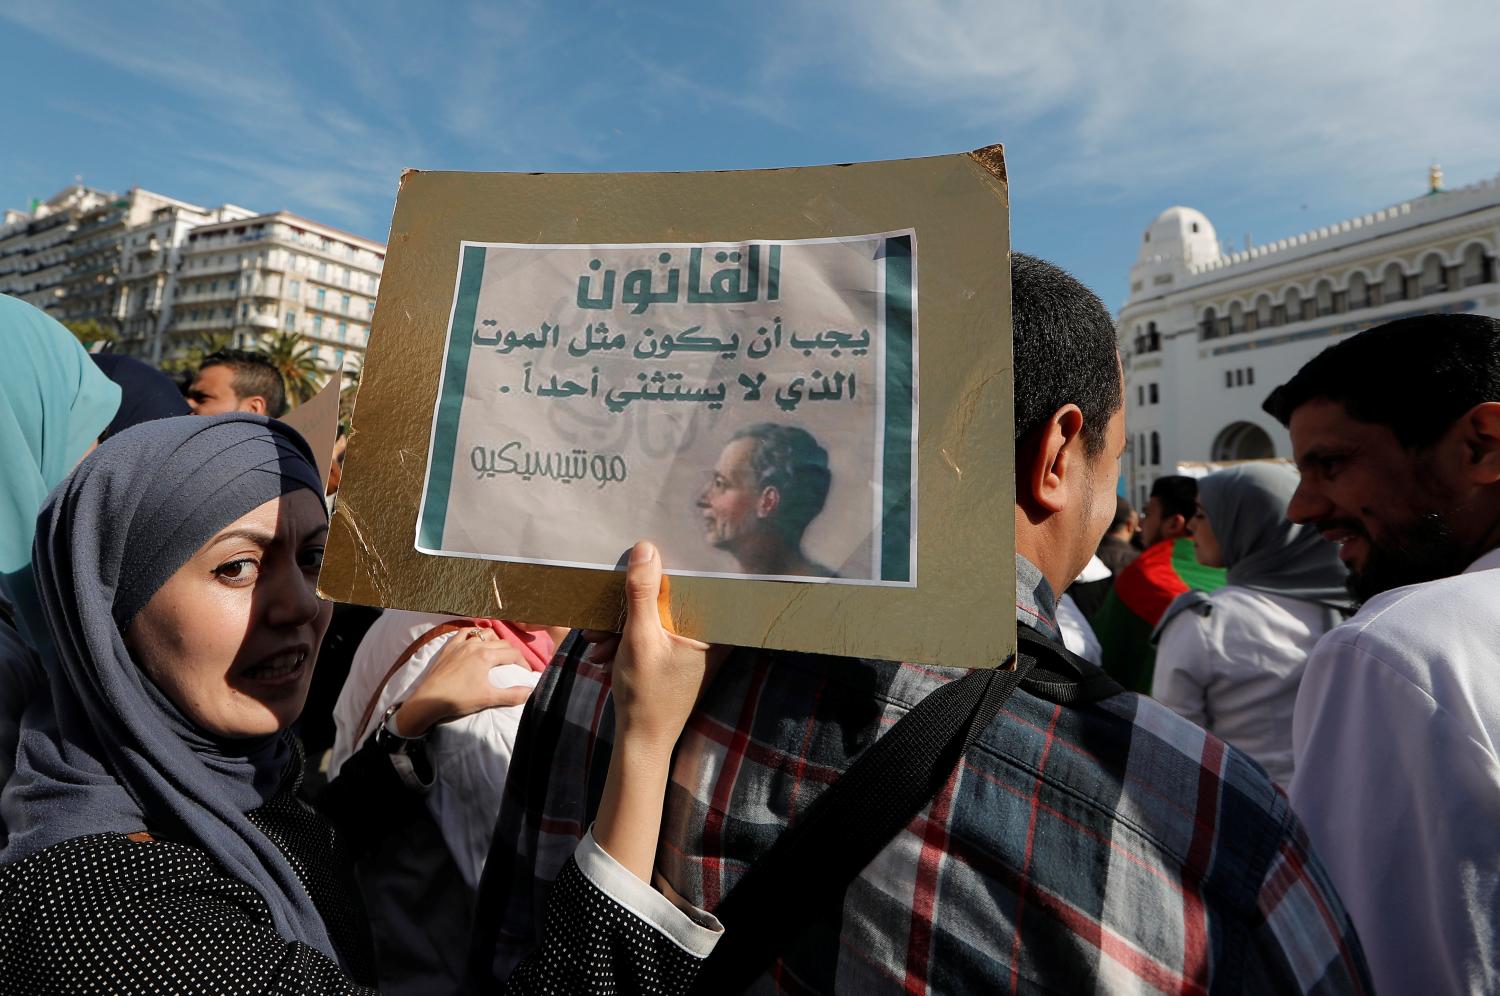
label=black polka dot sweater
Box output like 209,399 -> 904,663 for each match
0,742 -> 720,994
0,736 -> 385,995
0,831 -> 375,995
505,830 -> 722,995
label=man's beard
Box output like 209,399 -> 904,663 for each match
1344,509 -> 1473,603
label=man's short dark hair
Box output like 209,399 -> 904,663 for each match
200,349 -> 287,418
1149,475 -> 1198,522
1011,252 -> 1122,456
1263,314 -> 1500,448
730,423 -> 832,540
1110,494 -> 1136,532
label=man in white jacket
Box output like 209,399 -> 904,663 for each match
1264,313 -> 1500,995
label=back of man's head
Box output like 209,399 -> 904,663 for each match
1009,253 -> 1124,595
1011,253 -> 1122,454
1263,314 -> 1500,446
197,349 -> 286,418
1149,475 -> 1197,523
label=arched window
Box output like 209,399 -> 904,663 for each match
1200,306 -> 1218,340
1314,279 -> 1335,317
1459,243 -> 1492,287
1139,434 -> 1147,466
1150,432 -> 1161,465
1347,272 -> 1369,310
1147,320 -> 1160,351
1420,253 -> 1447,295
1253,295 -> 1272,331
1283,287 -> 1304,324
1211,422 -> 1275,461
1382,262 -> 1407,302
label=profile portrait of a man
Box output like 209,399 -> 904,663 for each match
696,423 -> 835,578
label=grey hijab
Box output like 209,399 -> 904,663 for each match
0,414 -> 338,962
1154,463 -> 1352,640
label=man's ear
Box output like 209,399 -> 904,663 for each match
1460,401 -> 1500,485
1017,405 -> 1085,516
756,486 -> 781,520
1165,514 -> 1188,539
243,396 -> 269,415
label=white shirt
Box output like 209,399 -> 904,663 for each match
1290,548 -> 1500,995
330,609 -> 540,888
1055,593 -> 1103,666
1153,587 -> 1334,785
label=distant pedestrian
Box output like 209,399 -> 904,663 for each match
1151,463 -> 1350,784
186,348 -> 286,416
1091,475 -> 1226,692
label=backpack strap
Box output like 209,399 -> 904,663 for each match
690,630 -> 1122,994
1016,628 -> 1126,704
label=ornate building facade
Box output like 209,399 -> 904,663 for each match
0,185 -> 384,371
1119,168 -> 1500,509
168,212 -> 384,374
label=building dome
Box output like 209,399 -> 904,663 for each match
1129,206 -> 1221,300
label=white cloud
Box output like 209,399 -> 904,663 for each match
0,1 -> 414,230
798,0 -> 1500,204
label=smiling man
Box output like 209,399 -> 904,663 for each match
1263,313 -> 1500,995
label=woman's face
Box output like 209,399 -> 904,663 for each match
1190,500 -> 1225,568
125,489 -> 332,739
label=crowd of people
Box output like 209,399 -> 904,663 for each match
0,255 -> 1496,993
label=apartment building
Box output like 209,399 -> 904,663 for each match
1,185 -> 387,371
168,211 -> 385,373
0,185 -> 114,312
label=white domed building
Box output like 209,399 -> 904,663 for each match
1119,169 -> 1500,509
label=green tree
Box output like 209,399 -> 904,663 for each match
63,318 -> 118,346
160,330 -> 234,377
259,331 -> 327,406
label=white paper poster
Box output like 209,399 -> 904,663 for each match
417,231 -> 918,585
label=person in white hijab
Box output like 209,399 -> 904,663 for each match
1151,463 -> 1350,783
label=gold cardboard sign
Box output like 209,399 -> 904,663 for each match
322,147 -> 1014,668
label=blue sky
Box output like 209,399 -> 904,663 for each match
3,0 -> 1497,308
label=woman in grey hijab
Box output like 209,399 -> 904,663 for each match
0,414 -> 537,991
0,413 -> 727,993
1151,463 -> 1352,784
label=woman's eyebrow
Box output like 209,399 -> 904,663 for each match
302,523 -> 330,544
209,527 -> 276,548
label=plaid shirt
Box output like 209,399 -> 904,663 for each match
476,558 -> 1370,994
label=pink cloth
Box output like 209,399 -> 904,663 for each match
471,619 -> 556,672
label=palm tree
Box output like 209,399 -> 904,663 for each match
258,331 -> 327,406
161,330 -> 234,377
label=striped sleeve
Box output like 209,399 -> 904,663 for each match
1253,822 -> 1372,994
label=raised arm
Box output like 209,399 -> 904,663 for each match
504,541 -> 726,994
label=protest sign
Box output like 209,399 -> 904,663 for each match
280,369 -> 341,491
323,147 -> 1015,667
